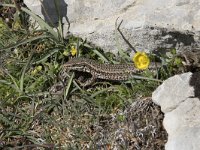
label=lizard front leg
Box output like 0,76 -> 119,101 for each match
75,75 -> 96,87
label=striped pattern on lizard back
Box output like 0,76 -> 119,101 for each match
63,58 -> 140,81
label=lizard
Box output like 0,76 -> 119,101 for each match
61,57 -> 159,87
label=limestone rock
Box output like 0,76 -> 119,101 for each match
152,72 -> 200,150
164,98 -> 200,150
152,72 -> 194,113
24,0 -> 200,53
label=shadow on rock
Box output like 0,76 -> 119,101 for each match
189,72 -> 200,99
41,0 -> 69,28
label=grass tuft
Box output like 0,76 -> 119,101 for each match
0,1 -> 186,149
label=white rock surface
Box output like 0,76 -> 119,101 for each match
24,0 -> 200,53
152,72 -> 194,113
152,72 -> 200,150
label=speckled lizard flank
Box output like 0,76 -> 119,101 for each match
62,58 -> 154,86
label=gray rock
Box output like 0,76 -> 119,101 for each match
24,0 -> 200,53
152,72 -> 200,150
152,72 -> 194,113
165,98 -> 200,150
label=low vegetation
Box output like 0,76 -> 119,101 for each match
0,1 -> 184,149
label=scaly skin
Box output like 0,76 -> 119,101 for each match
63,58 -> 141,82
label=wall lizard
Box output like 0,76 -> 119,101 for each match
62,57 -> 159,86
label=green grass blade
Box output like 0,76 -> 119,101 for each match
21,6 -> 59,40
32,47 -> 61,64
0,80 -> 20,92
90,87 -> 116,98
64,72 -> 75,100
63,73 -> 84,93
54,0 -> 64,40
20,52 -> 33,93
93,49 -> 109,62
2,70 -> 20,93
0,34 -> 50,51
126,75 -> 163,83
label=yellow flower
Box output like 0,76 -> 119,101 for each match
31,66 -> 42,75
31,69 -> 38,75
63,50 -> 69,56
70,46 -> 77,56
133,52 -> 150,70
12,20 -> 21,30
36,66 -> 42,71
